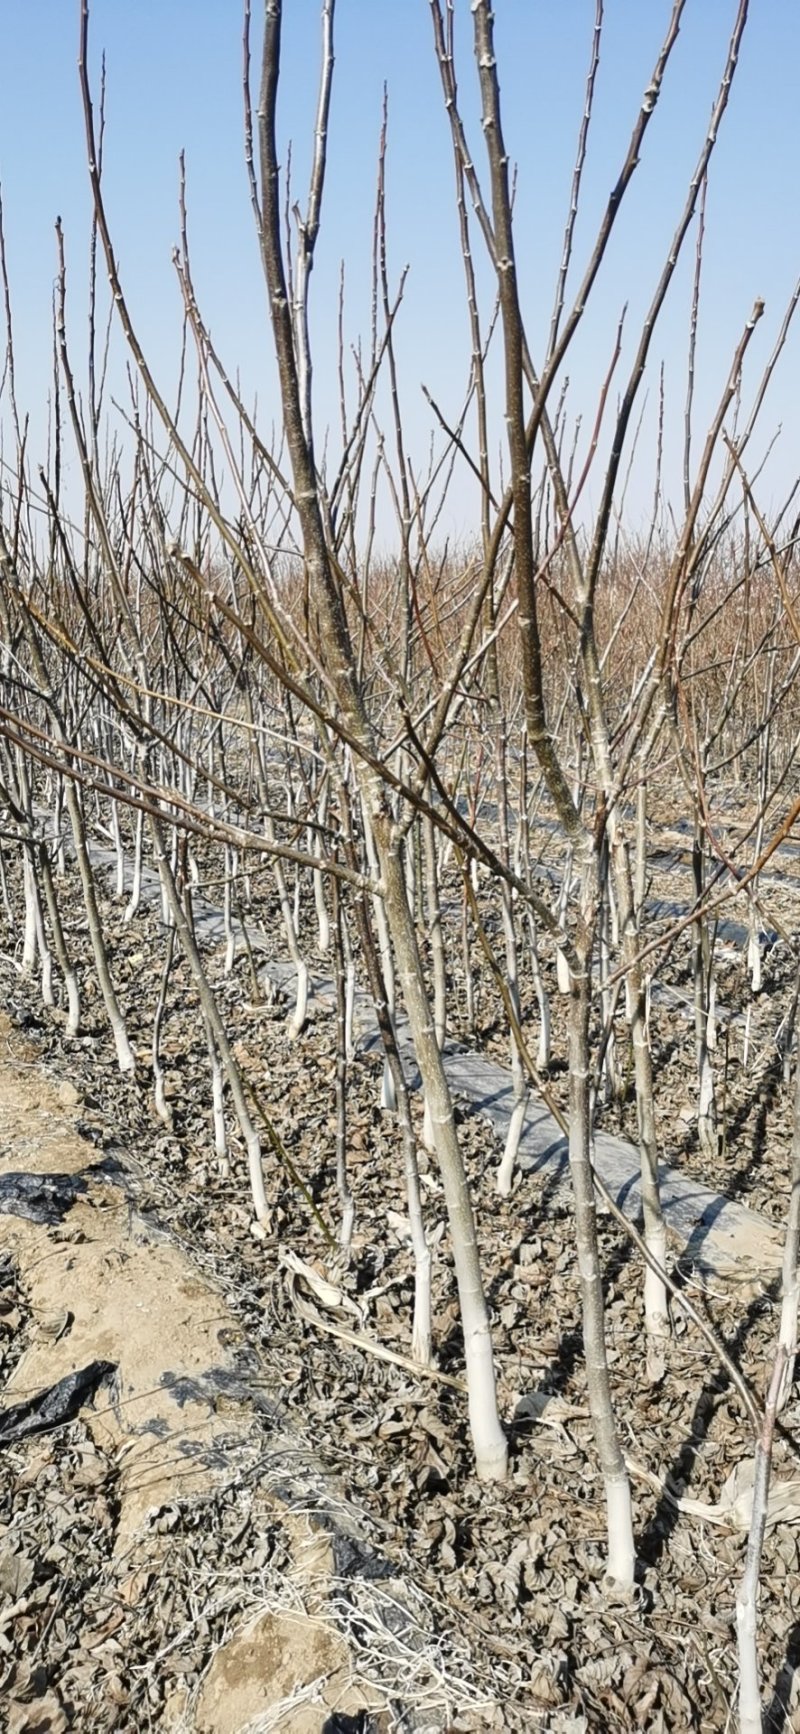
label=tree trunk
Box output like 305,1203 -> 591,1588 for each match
567,926 -> 636,1588
380,835 -> 507,1478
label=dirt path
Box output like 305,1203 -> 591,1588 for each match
0,1015 -> 456,1733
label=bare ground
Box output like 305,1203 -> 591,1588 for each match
2,840 -> 800,1731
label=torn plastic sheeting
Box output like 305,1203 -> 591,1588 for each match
0,1360 -> 117,1445
330,1531 -> 395,1582
0,1170 -> 87,1224
322,1714 -> 378,1734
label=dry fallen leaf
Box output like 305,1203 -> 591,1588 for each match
0,1543 -> 35,1601
7,1693 -> 68,1734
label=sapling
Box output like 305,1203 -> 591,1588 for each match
151,923 -> 176,1129
0,839 -> 12,926
123,802 -> 145,921
222,843 -> 237,974
692,815 -> 719,1159
421,813 -> 447,1152
340,803 -> 433,1364
147,805 -> 270,1225
495,726 -> 528,1197
514,742 -> 551,1070
6,578 -> 137,1073
736,1349 -> 786,1734
23,846 -> 54,1007
312,779 -> 331,954
362,805 -> 397,1114
596,834 -> 623,1109
108,772 -> 126,897
567,915 -> 636,1589
264,811 -> 309,1039
252,0 -> 507,1470
776,1040 -> 800,1407
330,869 -> 354,1251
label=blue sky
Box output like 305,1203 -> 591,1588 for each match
1,1 -> 798,547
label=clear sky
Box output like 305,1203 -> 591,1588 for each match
1,1 -> 798,549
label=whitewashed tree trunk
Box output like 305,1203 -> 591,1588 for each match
497,882 -> 527,1197
223,845 -> 237,975
567,927 -> 635,1588
524,908 -> 551,1070
124,804 -> 145,922
313,793 -> 331,955
363,807 -> 397,1112
495,729 -> 528,1195
0,842 -> 12,926
152,925 -> 176,1129
264,814 -> 308,1039
555,847 -> 573,995
693,823 -> 719,1159
52,779 -> 66,880
736,1351 -> 785,1733
110,790 -> 125,898
206,1030 -> 229,1169
28,849 -> 55,1008
777,1052 -> 800,1408
331,873 -> 354,1251
633,777 -> 647,919
21,849 -> 38,975
597,844 -> 623,1108
461,882 -> 476,1035
610,826 -> 670,1378
381,837 -> 505,1470
349,857 -> 432,1364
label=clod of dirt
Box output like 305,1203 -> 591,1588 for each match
193,1610 -> 385,1734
